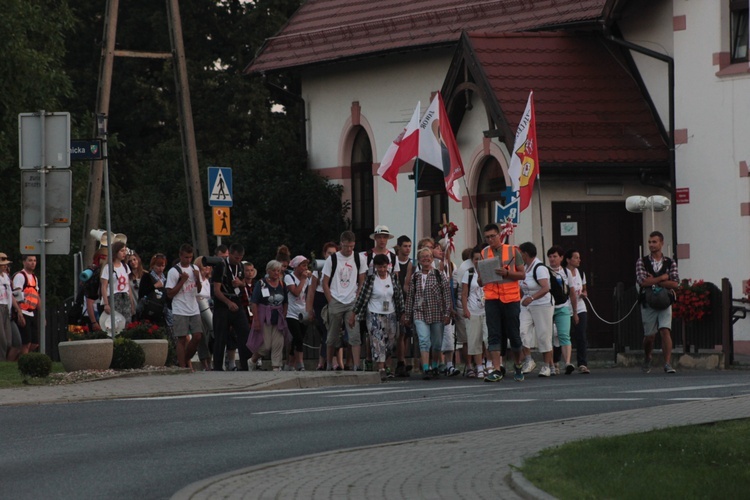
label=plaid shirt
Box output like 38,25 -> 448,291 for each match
352,272 -> 405,321
636,255 -> 679,286
405,269 -> 452,324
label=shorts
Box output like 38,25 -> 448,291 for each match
466,313 -> 487,356
18,313 -> 39,345
173,314 -> 203,337
454,310 -> 468,344
641,305 -> 672,336
326,299 -> 360,348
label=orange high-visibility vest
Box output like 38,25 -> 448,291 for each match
18,271 -> 39,311
481,245 -> 521,303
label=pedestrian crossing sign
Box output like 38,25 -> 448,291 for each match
208,166 -> 232,207
213,207 -> 231,236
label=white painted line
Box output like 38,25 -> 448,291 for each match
322,385 -> 483,397
625,383 -> 750,394
558,398 -> 643,402
668,397 -> 719,401
252,396 -> 455,415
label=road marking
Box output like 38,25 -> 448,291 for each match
252,395 -> 457,415
558,398 -> 643,402
625,383 -> 750,394
323,385 -> 492,397
668,397 -> 719,401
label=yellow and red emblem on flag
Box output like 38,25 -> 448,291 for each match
509,91 -> 539,212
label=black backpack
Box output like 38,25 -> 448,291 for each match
328,252 -> 362,278
533,263 -> 570,305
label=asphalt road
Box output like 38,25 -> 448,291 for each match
2,369 -> 749,499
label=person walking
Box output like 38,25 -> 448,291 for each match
480,224 -> 526,382
405,247 -> 452,380
565,248 -> 590,374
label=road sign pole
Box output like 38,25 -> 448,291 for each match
38,111 -> 48,355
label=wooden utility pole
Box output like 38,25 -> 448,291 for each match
81,0 -> 209,265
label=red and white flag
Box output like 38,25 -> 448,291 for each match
418,92 -> 465,202
377,102 -> 421,192
508,91 -> 539,212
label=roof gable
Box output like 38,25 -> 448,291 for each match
452,32 -> 668,168
246,0 -> 610,73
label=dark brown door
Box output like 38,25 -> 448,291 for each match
552,202 -> 643,348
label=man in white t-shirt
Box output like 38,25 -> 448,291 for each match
461,247 -> 488,378
518,242 -> 555,377
167,244 -> 203,369
322,230 -> 366,370
361,225 -> 400,276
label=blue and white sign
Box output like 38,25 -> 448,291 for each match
495,187 -> 519,225
208,166 -> 232,207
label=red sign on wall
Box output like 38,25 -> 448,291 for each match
675,187 -> 689,204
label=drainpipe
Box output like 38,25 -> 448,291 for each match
606,33 -> 678,256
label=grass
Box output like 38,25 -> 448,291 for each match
521,419 -> 750,499
0,360 -> 65,388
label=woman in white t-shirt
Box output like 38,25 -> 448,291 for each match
285,255 -> 311,371
350,254 -> 405,380
100,241 -> 135,324
518,241 -> 555,377
565,248 -> 590,374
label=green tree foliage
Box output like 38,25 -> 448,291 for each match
2,0 -> 349,305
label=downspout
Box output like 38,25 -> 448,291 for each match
605,32 -> 678,254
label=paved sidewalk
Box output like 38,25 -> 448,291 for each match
0,370 -> 380,406
172,394 -> 750,500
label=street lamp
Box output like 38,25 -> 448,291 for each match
625,195 -> 671,233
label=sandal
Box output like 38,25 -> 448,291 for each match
466,368 -> 476,378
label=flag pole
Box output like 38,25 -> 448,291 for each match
461,176 -> 483,241
536,175 -> 546,264
412,158 -> 420,262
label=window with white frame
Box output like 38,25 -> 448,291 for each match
731,0 -> 749,63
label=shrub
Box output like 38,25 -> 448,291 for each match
18,353 -> 53,378
110,337 -> 145,370
118,320 -> 166,340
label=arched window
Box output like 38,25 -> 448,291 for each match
350,127 -> 374,249
475,156 -> 506,241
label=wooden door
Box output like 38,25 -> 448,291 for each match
552,202 -> 643,348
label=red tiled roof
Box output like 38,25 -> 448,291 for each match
468,32 -> 668,166
246,0 -> 608,73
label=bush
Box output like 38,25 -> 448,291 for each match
18,353 -> 53,378
110,338 -> 145,370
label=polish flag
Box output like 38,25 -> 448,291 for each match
417,92 -> 465,202
508,91 -> 539,212
377,102 -> 421,192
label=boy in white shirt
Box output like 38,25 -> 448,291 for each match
461,247 -> 488,378
167,244 -> 203,369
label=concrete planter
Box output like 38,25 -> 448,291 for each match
58,339 -> 114,372
134,339 -> 168,367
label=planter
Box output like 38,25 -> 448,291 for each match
134,339 -> 168,367
58,339 -> 114,372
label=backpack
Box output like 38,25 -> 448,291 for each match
365,250 -> 396,273
328,252 -> 362,279
638,256 -> 676,309
533,263 -> 570,305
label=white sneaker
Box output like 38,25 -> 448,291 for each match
521,358 -> 537,374
538,365 -> 552,377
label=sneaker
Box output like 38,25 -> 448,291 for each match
394,364 -> 405,377
484,369 -> 504,382
438,364 -> 448,376
256,359 -> 263,371
379,369 -> 387,381
664,363 -> 676,374
296,364 -> 305,371
447,366 -> 461,377
642,358 -> 651,374
538,365 -> 552,377
550,364 -> 558,376
513,364 -> 525,382
564,363 -> 575,375
521,358 -> 537,374
578,365 -> 590,374
500,365 -> 507,378
422,369 -> 432,380
386,368 -> 395,379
